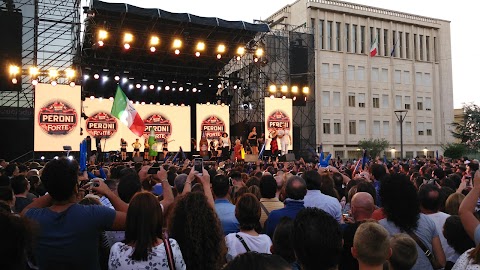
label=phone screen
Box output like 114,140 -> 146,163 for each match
194,158 -> 203,176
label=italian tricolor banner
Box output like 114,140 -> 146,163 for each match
370,35 -> 378,57
111,86 -> 145,137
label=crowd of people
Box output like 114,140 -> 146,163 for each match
1,154 -> 480,270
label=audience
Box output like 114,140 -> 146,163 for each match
212,174 -> 240,235
10,175 -> 33,213
352,222 -> 391,270
302,170 -> 342,222
389,234 -> 418,270
258,174 -> 284,228
222,252 -> 291,270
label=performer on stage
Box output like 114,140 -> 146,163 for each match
248,127 -> 258,155
278,125 -> 291,156
163,139 -> 174,159
257,132 -> 265,148
220,132 -> 231,161
269,128 -> 279,157
233,139 -> 243,161
120,138 -> 127,161
143,138 -> 149,160
132,138 -> 141,158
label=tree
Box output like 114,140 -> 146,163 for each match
442,143 -> 467,159
358,138 -> 389,158
451,103 -> 480,151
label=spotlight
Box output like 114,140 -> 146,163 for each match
68,155 -> 74,160
170,103 -> 174,106
291,86 -> 299,93
269,85 -> 277,93
136,84 -> 141,89
173,39 -> 182,49
218,84 -> 222,89
98,40 -> 104,47
124,43 -> 131,50
255,48 -> 264,57
114,76 -> 120,81
281,85 -> 288,93
69,82 -> 76,87
99,97 -> 104,101
102,76 -> 108,82
206,102 -> 210,106
282,96 -> 286,100
94,74 -> 99,79
54,156 -> 59,160
142,85 -> 147,90
84,74 -> 90,80
217,54 -> 222,59
109,97 -> 114,101
90,96 -> 94,99
123,33 -> 133,48
149,85 -> 154,90
254,57 -> 259,63
98,29 -> 108,40
122,77 -> 128,83
49,70 -> 58,79
192,87 -> 197,92
175,49 -> 180,55
195,52 -> 200,57
293,96 -> 297,101
302,87 -> 309,94
135,101 -> 139,105
150,47 -> 156,52
233,85 -> 238,89
157,86 -> 161,91
237,46 -> 245,55
11,78 -> 17,84
141,101 -> 145,105
165,86 -> 170,90
236,56 -> 240,61
32,79 -> 38,85
150,36 -> 160,46
51,81 -> 57,86
179,87 -> 183,91
29,67 -> 39,76
196,42 -> 206,51
65,68 -> 75,79
40,156 -> 45,160
129,84 -> 134,89
270,95 -> 275,99
217,44 -> 226,53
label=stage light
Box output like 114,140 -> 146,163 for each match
270,95 -> 275,99
102,76 -> 108,82
141,101 -> 145,105
149,85 -> 154,90
237,46 -> 245,55
302,87 -> 309,94
84,74 -> 89,80
32,79 -> 38,86
255,48 -> 264,57
221,103 -> 225,107
198,90 -> 201,92
29,67 -> 39,76
51,80 -> 57,86
69,82 -> 76,87
109,97 -> 114,101
150,36 -> 160,49
217,44 -> 226,53
94,74 -> 99,79
135,101 -> 139,105
40,156 -> 45,160
54,156 -> 59,160
124,33 -> 133,42
165,86 -> 170,90
122,77 -> 128,83
233,85 -> 238,89
218,84 -> 222,89
293,96 -> 297,101
156,102 -> 160,106
269,85 -> 277,93
129,84 -> 134,89
173,39 -> 182,50
282,96 -> 286,100
150,47 -> 156,52
206,102 -> 210,106
157,86 -> 161,91
11,78 -> 17,84
179,87 -> 183,91
216,54 -> 222,59
99,97 -> 103,101
174,49 -> 180,55
98,29 -> 108,40
195,52 -> 200,57
98,40 -> 104,47
281,85 -> 288,93
236,56 -> 240,61
291,86 -> 299,93
90,96 -> 95,99
124,43 -> 131,50
196,42 -> 206,51
9,65 -> 20,76
65,68 -> 75,79
114,76 -> 120,81
170,103 -> 174,106
192,87 -> 197,92
142,85 -> 147,90
136,84 -> 141,89
49,69 -> 58,78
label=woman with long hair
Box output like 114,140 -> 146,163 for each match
109,192 -> 186,270
248,127 -> 258,155
379,174 -> 446,270
168,192 -> 226,270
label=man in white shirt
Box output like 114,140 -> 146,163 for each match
302,170 -> 342,222
278,125 -> 291,156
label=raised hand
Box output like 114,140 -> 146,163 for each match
318,152 -> 332,168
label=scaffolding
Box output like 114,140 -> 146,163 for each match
222,24 -> 318,160
0,0 -> 80,109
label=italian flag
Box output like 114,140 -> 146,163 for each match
111,86 -> 145,137
370,35 -> 378,57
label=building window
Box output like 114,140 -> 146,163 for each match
417,97 -> 423,110
399,31 -> 403,58
321,63 -> 329,79
358,93 -> 366,108
319,20 -> 324,49
419,35 -> 424,61
403,71 -> 410,84
357,66 -> 365,80
327,21 -> 333,50
352,24 -> 357,53
333,92 -> 341,106
394,70 -> 401,84
332,64 -> 340,79
373,121 -> 380,135
414,34 -> 417,60
383,121 -> 389,136
405,121 -> 412,136
382,94 -> 389,108
415,72 -> 422,86
347,65 -> 355,80
322,91 -> 330,107
359,120 -> 366,135
426,122 -> 432,136
370,27 -> 374,44
349,120 -> 356,134
323,120 -> 331,134
371,67 -> 379,81
405,33 -> 410,59
425,97 -> 432,111
434,37 -> 437,62
404,96 -> 411,110
373,94 -> 380,108
345,23 -> 350,52
426,36 -> 430,61
424,73 -> 431,86
334,120 -> 341,134
395,95 -> 402,110
418,122 -> 424,135
383,29 -> 388,56
381,68 -> 388,82
336,22 -> 341,51
360,26 -> 365,53
348,93 -> 356,107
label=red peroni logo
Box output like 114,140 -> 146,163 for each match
267,110 -> 290,130
86,112 -> 118,138
38,101 -> 77,135
143,114 -> 172,140
201,116 -> 225,140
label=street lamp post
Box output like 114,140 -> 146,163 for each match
394,110 -> 408,160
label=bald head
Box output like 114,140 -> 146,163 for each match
351,192 -> 375,220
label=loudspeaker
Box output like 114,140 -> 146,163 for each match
279,153 -> 296,162
244,154 -> 258,162
132,156 -> 143,162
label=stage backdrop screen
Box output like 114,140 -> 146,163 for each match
196,104 -> 230,149
264,97 -> 293,151
34,83 -> 82,151
83,99 -> 191,152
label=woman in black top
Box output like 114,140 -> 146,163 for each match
248,127 -> 258,155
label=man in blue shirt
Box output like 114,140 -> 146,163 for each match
265,176 -> 306,237
302,170 -> 342,223
212,174 -> 239,235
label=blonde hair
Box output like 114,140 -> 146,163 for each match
445,193 -> 465,215
353,222 -> 391,266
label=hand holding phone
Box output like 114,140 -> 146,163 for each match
194,158 -> 204,176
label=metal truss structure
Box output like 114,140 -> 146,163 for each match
0,0 -> 80,109
222,24 -> 318,160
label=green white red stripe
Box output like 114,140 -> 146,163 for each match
370,35 -> 378,57
111,86 -> 145,137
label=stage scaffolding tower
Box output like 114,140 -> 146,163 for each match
222,23 -> 317,160
0,0 -> 80,109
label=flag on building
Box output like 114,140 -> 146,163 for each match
390,37 -> 399,57
111,86 -> 145,137
370,36 -> 378,57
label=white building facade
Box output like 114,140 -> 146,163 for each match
266,0 -> 454,159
